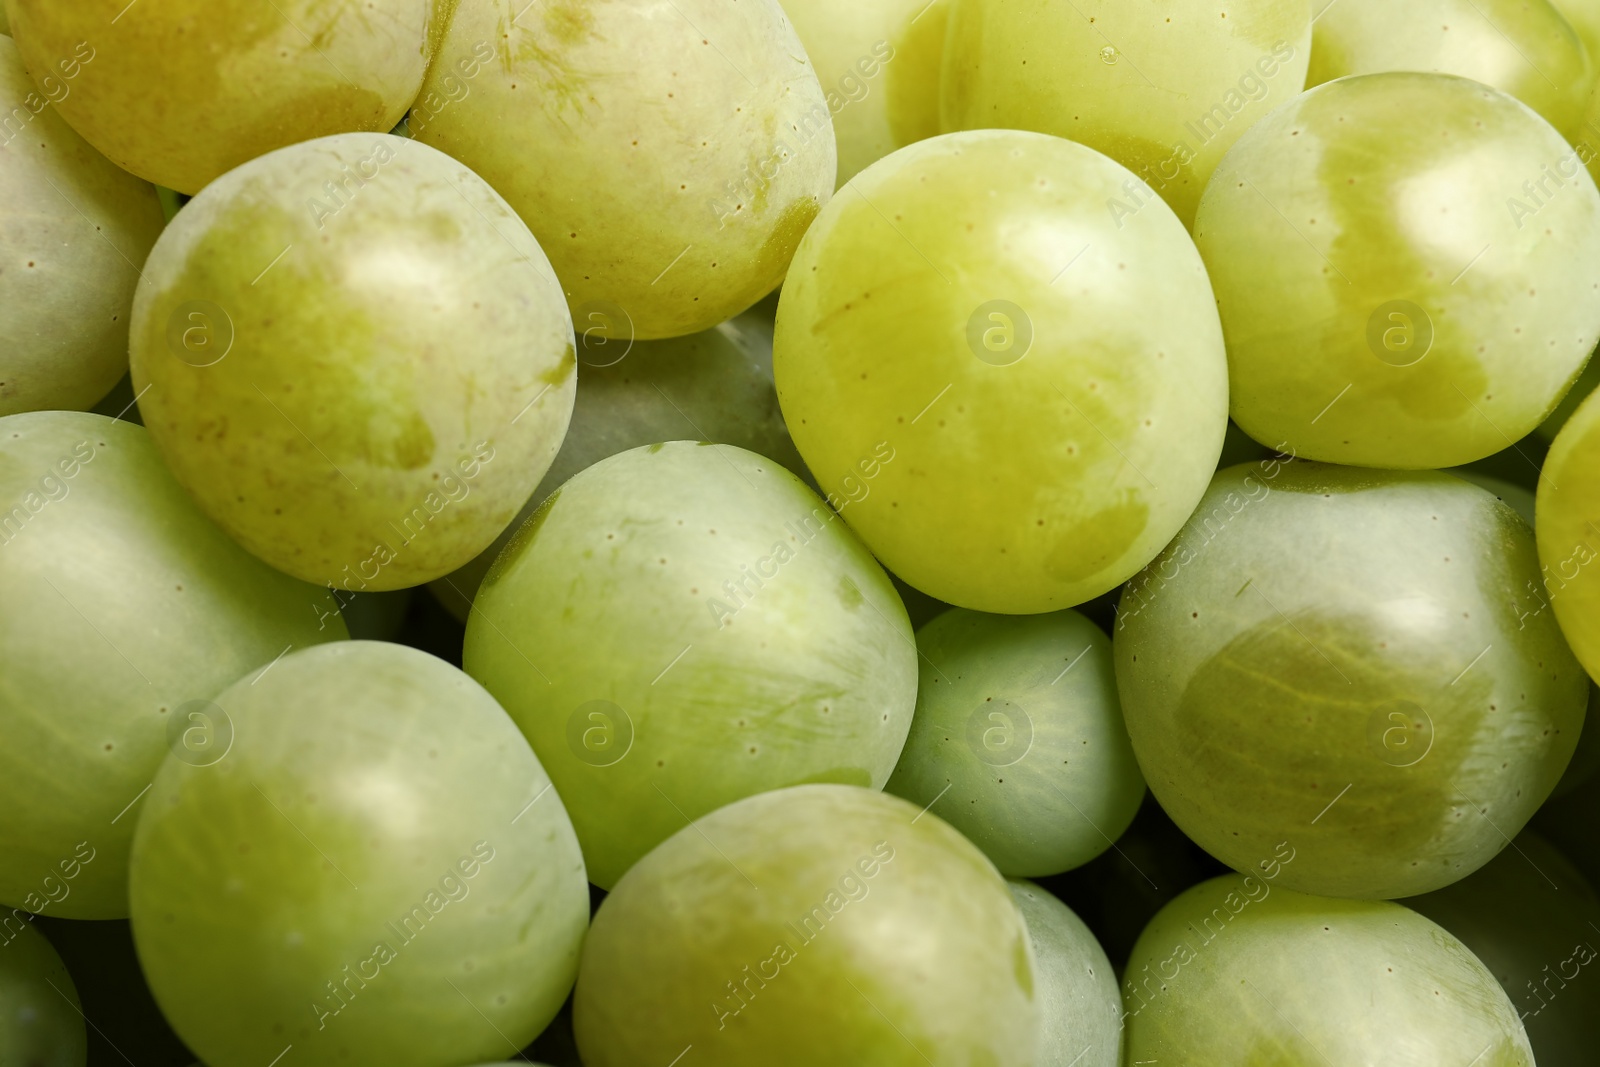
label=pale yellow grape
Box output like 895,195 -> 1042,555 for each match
129,134 -> 575,592
774,130 -> 1228,613
780,0 -> 948,186
1195,73 -> 1600,468
3,0 -> 448,194
412,0 -> 835,340
1537,386 -> 1600,684
940,0 -> 1312,227
1310,0 -> 1592,138
0,35 -> 163,415
1551,0 -> 1600,62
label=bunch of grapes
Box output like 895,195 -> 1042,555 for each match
4,1 -> 1600,1065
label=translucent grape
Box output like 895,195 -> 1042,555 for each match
1537,385 -> 1600,683
0,922 -> 85,1067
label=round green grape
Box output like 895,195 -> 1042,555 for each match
774,129 -> 1228,613
1123,873 -> 1534,1064
1116,460 -> 1588,899
1537,352 -> 1600,442
572,784 -> 1038,1066
0,34 -> 164,416
410,0 -> 835,340
3,0 -> 448,194
885,608 -> 1144,877
430,310 -> 806,621
0,411 -> 344,919
1195,72 -> 1600,469
940,0 -> 1312,227
1538,385 -> 1600,683
129,133 -> 575,592
1407,833 -> 1600,1065
779,0 -> 948,187
1309,0 -> 1592,137
0,922 -> 86,1067
1008,880 -> 1121,1067
463,442 -> 917,889
129,641 -> 590,1067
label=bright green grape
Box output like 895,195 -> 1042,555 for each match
1008,880 -> 1121,1067
0,35 -> 164,416
1195,72 -> 1600,469
774,129 -> 1228,613
1309,0 -> 1592,137
779,0 -> 947,186
3,0 -> 448,194
1123,873 -> 1534,1064
1537,353 -> 1600,442
1407,833 -> 1600,1065
463,442 -> 917,889
129,642 -> 590,1067
885,608 -> 1144,877
129,133 -> 575,592
1116,461 -> 1588,899
430,310 -> 806,621
0,922 -> 85,1067
572,784 -> 1038,1065
940,0 -> 1312,227
1538,385 -> 1600,683
411,0 -> 835,340
0,411 -> 344,919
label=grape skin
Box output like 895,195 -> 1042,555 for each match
0,411 -> 345,919
1009,879 -> 1122,1067
0,922 -> 86,1067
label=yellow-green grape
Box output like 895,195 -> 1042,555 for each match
774,129 -> 1228,613
2,0 -> 448,194
1538,386 -> 1600,683
129,642 -> 590,1067
1450,469 -> 1538,525
411,0 -> 835,340
430,310 -> 807,622
779,0 -> 948,186
1538,351 -> 1600,442
1008,880 -> 1121,1067
129,133 -> 575,592
1407,834 -> 1600,1065
0,35 -> 163,416
0,7 -> 8,33
886,609 -> 1145,877
1309,0 -> 1592,137
1116,462 -> 1588,899
0,412 -> 345,919
940,0 -> 1312,227
0,923 -> 85,1067
572,785 -> 1039,1066
1123,874 -> 1535,1064
1551,0 -> 1600,62
1195,73 -> 1600,469
463,442 -> 917,889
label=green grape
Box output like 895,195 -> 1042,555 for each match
774,129 -> 1228,613
129,642 -> 590,1067
0,411 -> 345,919
1195,72 -> 1600,469
430,310 -> 807,622
411,0 -> 835,340
1123,873 -> 1534,1064
1552,0 -> 1600,62
885,608 -> 1144,877
940,0 -> 1312,227
1538,350 -> 1600,442
0,7 -> 8,33
1449,469 -> 1538,525
3,0 -> 448,194
1007,880 -> 1121,1067
1309,0 -> 1591,137
463,442 -> 917,889
572,784 -> 1038,1065
128,133 -> 575,592
779,0 -> 948,186
1116,461 -> 1588,899
1407,833 -> 1600,1065
0,922 -> 86,1067
1538,386 -> 1600,683
0,35 -> 164,416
